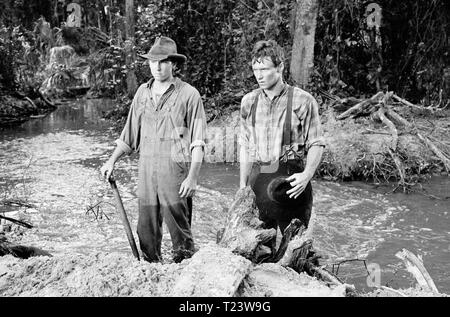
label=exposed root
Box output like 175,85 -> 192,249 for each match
334,91 -> 449,189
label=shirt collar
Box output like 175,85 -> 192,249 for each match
261,81 -> 288,100
146,77 -> 179,90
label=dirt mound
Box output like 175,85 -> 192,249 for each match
0,244 -> 347,297
0,252 -> 185,297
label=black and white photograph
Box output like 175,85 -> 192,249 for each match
0,0 -> 448,302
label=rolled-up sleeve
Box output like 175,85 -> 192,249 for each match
238,94 -> 252,150
115,85 -> 144,154
303,97 -> 325,151
186,89 -> 207,151
238,93 -> 259,162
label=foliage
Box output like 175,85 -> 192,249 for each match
0,25 -> 43,95
0,0 -> 53,29
135,0 -> 293,118
1,0 -> 448,111
313,0 -> 449,106
87,46 -> 131,98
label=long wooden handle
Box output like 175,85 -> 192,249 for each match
109,176 -> 140,261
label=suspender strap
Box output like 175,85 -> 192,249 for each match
249,85 -> 294,154
282,86 -> 294,147
250,91 -> 260,151
251,91 -> 259,128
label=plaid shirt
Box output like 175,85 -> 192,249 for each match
239,83 -> 325,163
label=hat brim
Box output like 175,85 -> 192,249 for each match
139,52 -> 187,63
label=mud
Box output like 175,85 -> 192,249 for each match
0,245 -> 347,297
0,252 -> 185,297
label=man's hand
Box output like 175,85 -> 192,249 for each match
100,160 -> 115,181
286,172 -> 312,199
179,176 -> 197,198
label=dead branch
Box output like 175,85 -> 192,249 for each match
337,91 -> 384,120
332,258 -> 368,276
379,286 -> 407,297
0,215 -> 33,229
376,107 -> 398,150
395,248 -> 439,294
385,107 -> 411,127
337,90 -> 449,175
416,133 -> 450,173
374,107 -> 409,189
24,97 -> 37,109
384,107 -> 450,172
38,90 -> 56,108
312,266 -> 344,286
392,94 -> 425,110
272,219 -> 305,262
387,149 -> 408,191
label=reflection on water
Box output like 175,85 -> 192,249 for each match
0,98 -> 449,294
0,99 -> 116,139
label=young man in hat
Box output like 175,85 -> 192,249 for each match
100,36 -> 207,263
239,40 -> 325,235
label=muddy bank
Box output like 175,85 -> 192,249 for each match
0,252 -> 183,296
206,108 -> 449,184
0,244 -> 345,297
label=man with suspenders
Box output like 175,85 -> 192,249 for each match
239,40 -> 325,235
101,37 -> 207,263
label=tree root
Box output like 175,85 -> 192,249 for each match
335,91 -> 449,188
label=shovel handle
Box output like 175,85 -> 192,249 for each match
108,175 -> 140,261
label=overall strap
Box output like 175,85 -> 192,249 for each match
250,91 -> 260,157
282,86 -> 294,147
251,91 -> 260,128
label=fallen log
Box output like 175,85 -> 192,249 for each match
395,248 -> 439,294
337,91 -> 384,120
384,107 -> 450,173
392,94 -> 427,111
238,263 -> 347,297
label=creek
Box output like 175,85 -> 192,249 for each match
0,98 -> 448,294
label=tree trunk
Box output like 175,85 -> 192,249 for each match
217,187 -> 277,263
290,0 -> 319,88
125,0 -> 137,97
125,0 -> 134,41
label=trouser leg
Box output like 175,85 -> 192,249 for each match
277,196 -> 313,234
136,155 -> 163,263
137,199 -> 163,262
161,198 -> 195,255
157,159 -> 195,262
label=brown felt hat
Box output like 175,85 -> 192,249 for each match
139,36 -> 187,63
